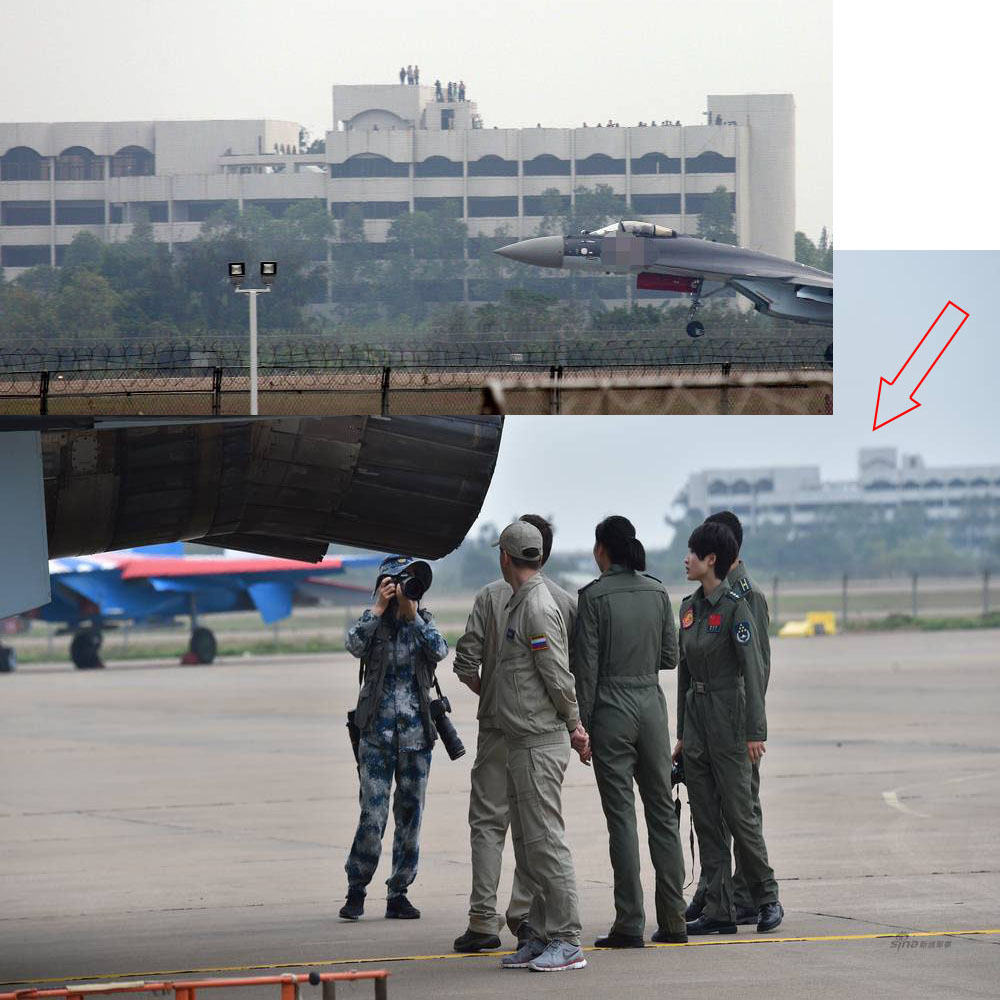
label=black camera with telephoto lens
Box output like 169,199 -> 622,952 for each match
671,752 -> 685,787
382,560 -> 433,601
429,683 -> 465,760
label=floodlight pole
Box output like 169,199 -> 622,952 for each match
233,286 -> 270,415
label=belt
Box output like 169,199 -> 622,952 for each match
597,673 -> 658,688
690,677 -> 743,694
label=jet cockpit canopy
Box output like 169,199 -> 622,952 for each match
590,221 -> 676,238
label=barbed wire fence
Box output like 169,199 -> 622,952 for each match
0,332 -> 833,372
0,332 -> 833,415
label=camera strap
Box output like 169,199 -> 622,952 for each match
674,788 -> 696,890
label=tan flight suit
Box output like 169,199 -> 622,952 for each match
453,575 -> 577,936
495,572 -> 582,946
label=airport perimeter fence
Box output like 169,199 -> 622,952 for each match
0,333 -> 834,373
0,334 -> 833,416
756,571 -> 999,628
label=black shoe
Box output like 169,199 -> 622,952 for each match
735,905 -> 759,925
454,929 -> 502,952
339,889 -> 365,920
757,901 -> 784,933
594,931 -> 645,948
516,920 -> 538,948
686,915 -> 737,936
684,898 -> 704,921
651,928 -> 688,944
386,895 -> 421,919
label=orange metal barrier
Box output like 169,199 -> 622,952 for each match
1,972 -> 388,1000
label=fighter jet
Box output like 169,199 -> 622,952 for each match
495,221 -> 832,338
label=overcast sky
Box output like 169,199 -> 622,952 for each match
474,250 -> 1000,551
0,0 -> 831,239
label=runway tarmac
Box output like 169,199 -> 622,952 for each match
2,630 -> 998,998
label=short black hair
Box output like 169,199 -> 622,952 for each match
705,510 -> 743,551
519,514 -> 553,566
687,522 -> 738,581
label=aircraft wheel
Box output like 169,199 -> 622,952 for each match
189,626 -> 217,664
686,320 -> 706,338
824,343 -> 833,365
70,629 -> 104,670
0,646 -> 16,673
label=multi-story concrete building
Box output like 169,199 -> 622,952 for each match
0,84 -> 795,279
678,448 -> 1000,530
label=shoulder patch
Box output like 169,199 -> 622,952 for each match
726,590 -> 742,601
738,576 -> 751,594
529,633 -> 549,652
735,621 -> 752,645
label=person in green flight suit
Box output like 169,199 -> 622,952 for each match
673,521 -> 783,935
685,510 -> 771,925
572,515 -> 688,948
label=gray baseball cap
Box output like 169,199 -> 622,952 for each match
492,521 -> 544,562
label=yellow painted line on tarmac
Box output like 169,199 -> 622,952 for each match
4,929 -> 999,988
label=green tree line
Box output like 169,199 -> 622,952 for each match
0,188 -> 831,340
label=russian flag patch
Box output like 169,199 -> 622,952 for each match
530,634 -> 549,652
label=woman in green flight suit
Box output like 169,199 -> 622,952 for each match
672,520 -> 783,935
572,515 -> 688,948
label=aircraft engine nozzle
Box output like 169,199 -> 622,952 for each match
41,416 -> 504,563
494,236 -> 564,269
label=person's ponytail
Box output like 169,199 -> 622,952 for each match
595,515 -> 645,572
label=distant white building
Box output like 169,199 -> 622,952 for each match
678,448 -> 1000,529
0,83 -> 796,279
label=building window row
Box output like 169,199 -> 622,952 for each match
328,150 -> 735,179
707,477 -> 775,495
0,145 -> 154,181
330,200 -> 408,219
1,245 -> 50,267
1,200 -> 106,225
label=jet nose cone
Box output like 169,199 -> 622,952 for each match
494,235 -> 564,269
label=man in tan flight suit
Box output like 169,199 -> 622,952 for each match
491,520 -> 590,973
453,515 -> 577,953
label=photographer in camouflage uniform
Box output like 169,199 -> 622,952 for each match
339,556 -> 448,922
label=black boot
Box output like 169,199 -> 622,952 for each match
735,904 -> 759,925
651,928 -> 688,944
686,914 -> 737,935
594,930 -> 645,948
685,898 -> 704,921
386,894 -> 421,919
339,888 -> 365,920
454,929 -> 502,952
757,901 -> 784,933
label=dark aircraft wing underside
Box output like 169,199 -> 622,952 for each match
42,416 -> 503,563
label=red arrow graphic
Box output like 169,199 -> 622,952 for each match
873,301 -> 969,430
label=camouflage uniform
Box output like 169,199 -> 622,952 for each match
344,606 -> 448,897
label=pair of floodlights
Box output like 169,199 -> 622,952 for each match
228,261 -> 277,287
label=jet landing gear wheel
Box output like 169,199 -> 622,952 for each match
0,646 -> 16,673
70,629 -> 104,670
188,626 -> 217,665
686,278 -> 706,338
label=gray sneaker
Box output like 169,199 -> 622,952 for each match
528,939 -> 587,972
500,937 -> 546,969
